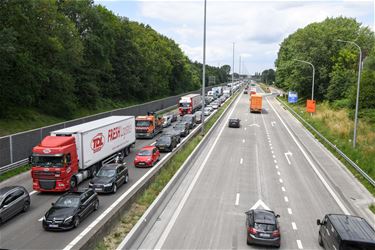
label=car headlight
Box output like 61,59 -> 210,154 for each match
103,183 -> 112,187
64,216 -> 73,223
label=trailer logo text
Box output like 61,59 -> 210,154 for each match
91,133 -> 105,153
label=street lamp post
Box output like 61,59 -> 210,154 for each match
293,59 -> 315,100
337,39 -> 362,148
201,0 -> 207,135
232,42 -> 235,84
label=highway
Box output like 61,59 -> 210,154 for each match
129,86 -> 375,249
0,104 -> 225,250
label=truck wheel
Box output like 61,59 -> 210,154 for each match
70,177 -> 77,190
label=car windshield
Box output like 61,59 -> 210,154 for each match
204,108 -> 210,111
32,155 -> 64,167
182,116 -> 192,122
96,169 -> 116,177
230,119 -> 238,122
54,196 -> 80,208
138,150 -> 152,156
254,223 -> 276,231
158,136 -> 171,143
136,120 -> 150,127
175,124 -> 185,129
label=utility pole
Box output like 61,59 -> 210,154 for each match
232,42 -> 235,84
201,0 -> 207,135
239,56 -> 241,76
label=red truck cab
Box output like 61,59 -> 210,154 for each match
31,136 -> 78,192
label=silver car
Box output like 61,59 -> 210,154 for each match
204,107 -> 211,116
163,115 -> 172,128
0,186 -> 30,224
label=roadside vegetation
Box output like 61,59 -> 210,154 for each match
0,165 -> 31,182
0,0 -> 230,136
95,93 -> 238,250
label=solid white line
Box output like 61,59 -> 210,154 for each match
292,222 -> 297,230
154,93 -> 242,250
279,178 -> 283,183
235,193 -> 240,206
288,208 -> 292,214
29,190 -> 37,196
282,186 -> 286,192
240,158 -> 243,165
277,171 -> 281,176
297,240 -> 303,249
284,196 -> 289,202
267,98 -> 350,215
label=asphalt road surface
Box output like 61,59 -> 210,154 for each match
131,87 -> 374,250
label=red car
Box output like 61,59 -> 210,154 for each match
134,146 -> 160,167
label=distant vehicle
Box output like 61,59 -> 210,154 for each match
155,135 -> 178,152
181,114 -> 196,129
43,189 -> 99,231
162,115 -> 172,128
250,87 -> 257,95
163,130 -> 181,143
136,112 -> 164,139
207,90 -> 218,100
228,118 -> 240,128
134,146 -> 160,168
250,94 -> 262,113
195,111 -> 203,124
178,94 -> 202,116
169,113 -> 178,122
203,107 -> 212,116
223,87 -> 232,96
212,86 -> 223,97
89,157 -> 129,193
173,122 -> 190,137
243,87 -> 248,94
317,214 -> 375,250
245,209 -> 281,247
31,116 -> 136,192
211,102 -> 219,109
0,186 -> 30,224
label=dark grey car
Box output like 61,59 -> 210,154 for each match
181,114 -> 195,129
0,186 -> 30,224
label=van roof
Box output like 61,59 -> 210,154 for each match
328,214 -> 375,243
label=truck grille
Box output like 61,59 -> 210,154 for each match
33,171 -> 56,179
39,180 -> 56,190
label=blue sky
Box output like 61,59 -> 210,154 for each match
96,0 -> 374,74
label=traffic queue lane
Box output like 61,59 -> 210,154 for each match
134,87 -> 374,250
0,105 -> 223,249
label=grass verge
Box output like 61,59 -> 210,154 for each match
0,164 -> 31,182
95,93 -> 238,250
370,204 -> 375,214
259,83 -> 271,93
277,97 -> 375,200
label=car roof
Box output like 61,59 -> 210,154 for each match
0,186 -> 25,197
141,146 -> 155,150
328,214 -> 375,242
252,209 -> 276,224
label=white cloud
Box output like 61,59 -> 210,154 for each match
135,0 -> 374,73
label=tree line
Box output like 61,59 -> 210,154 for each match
274,17 -> 375,110
0,0 -> 229,119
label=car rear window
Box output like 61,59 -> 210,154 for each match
255,223 -> 276,231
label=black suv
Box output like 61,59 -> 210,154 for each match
43,189 -> 99,230
0,186 -> 30,224
228,118 -> 240,128
173,122 -> 190,137
245,209 -> 281,247
155,134 -> 178,152
89,159 -> 129,193
163,130 -> 181,144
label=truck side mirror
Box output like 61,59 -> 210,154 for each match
317,219 -> 321,225
28,155 -> 32,164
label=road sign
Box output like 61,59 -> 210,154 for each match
306,99 -> 316,113
288,91 -> 298,103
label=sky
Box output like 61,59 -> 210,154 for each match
96,0 -> 374,75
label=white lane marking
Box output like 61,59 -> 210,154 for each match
240,158 -> 243,165
288,208 -> 292,214
38,217 -> 43,222
251,199 -> 270,210
269,143 -> 272,146
282,186 -> 286,192
29,190 -> 37,196
274,160 -> 277,164
245,119 -> 248,122
284,151 -> 293,165
244,127 -> 247,131
242,139 -> 245,143
270,146 -> 273,150
279,178 -> 283,183
154,92 -> 242,250
297,240 -> 303,249
272,155 -> 276,158
267,98 -> 350,215
150,141 -> 156,146
275,165 -> 279,169
235,193 -> 240,206
249,123 -> 260,127
277,171 -> 281,176
284,196 -> 289,202
271,150 -> 274,154
292,222 -> 297,230
271,121 -> 276,127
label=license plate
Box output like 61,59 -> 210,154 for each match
49,224 -> 59,228
259,233 -> 270,238
95,188 -> 102,191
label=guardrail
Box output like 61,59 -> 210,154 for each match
279,98 -> 375,187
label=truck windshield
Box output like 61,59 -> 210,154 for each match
32,155 -> 64,167
136,120 -> 150,127
179,102 -> 190,108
